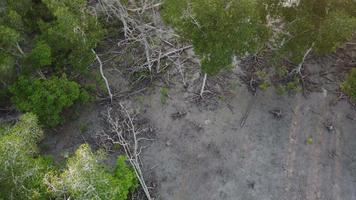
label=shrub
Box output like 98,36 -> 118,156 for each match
10,76 -> 88,127
0,113 -> 52,199
341,68 -> 356,100
45,144 -> 137,200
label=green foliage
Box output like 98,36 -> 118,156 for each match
45,144 -> 137,200
307,136 -> 313,145
0,114 -> 137,199
0,25 -> 20,46
10,76 -> 88,127
256,70 -> 271,90
275,66 -> 288,78
163,0 -> 356,75
0,0 -> 104,113
162,0 -> 270,75
160,87 -> 169,104
316,11 -> 356,54
26,40 -> 52,68
0,113 -> 51,199
341,68 -> 356,100
275,77 -> 302,95
40,0 -> 104,71
267,0 -> 356,62
1,0 -> 103,73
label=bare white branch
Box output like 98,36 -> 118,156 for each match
92,49 -> 113,103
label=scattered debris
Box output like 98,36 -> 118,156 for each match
324,120 -> 334,132
240,97 -> 256,128
166,140 -> 172,147
171,111 -> 187,120
269,109 -> 283,119
346,114 -> 355,121
328,149 -> 337,159
103,104 -> 154,200
247,180 -> 255,189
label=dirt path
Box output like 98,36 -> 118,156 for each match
141,84 -> 356,200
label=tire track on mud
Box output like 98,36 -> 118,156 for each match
332,127 -> 342,200
305,100 -> 325,200
285,95 -> 345,200
284,96 -> 301,200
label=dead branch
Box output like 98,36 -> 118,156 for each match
99,0 -> 190,82
92,49 -> 113,103
127,2 -> 163,12
200,73 -> 207,98
105,105 -> 153,200
16,42 -> 25,56
290,45 -> 314,77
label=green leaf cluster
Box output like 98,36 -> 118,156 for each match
342,68 -> 356,100
10,76 -> 88,127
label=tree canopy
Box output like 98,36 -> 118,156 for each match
0,113 -> 51,199
0,113 -> 137,200
0,0 -> 104,126
162,0 -> 356,73
162,0 -> 270,75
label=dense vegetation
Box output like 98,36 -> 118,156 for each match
162,0 -> 270,75
162,0 -> 356,92
0,0 -> 103,127
0,113 -> 137,200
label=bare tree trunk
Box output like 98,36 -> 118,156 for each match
200,73 -> 207,98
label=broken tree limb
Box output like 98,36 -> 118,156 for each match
92,49 -> 113,103
290,44 -> 314,76
200,73 -> 207,98
138,45 -> 193,70
16,42 -> 25,56
106,105 -> 153,200
127,2 -> 163,12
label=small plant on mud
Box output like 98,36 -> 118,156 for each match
341,68 -> 356,101
160,87 -> 169,104
256,70 -> 271,91
307,136 -> 313,145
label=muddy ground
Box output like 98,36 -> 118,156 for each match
41,47 -> 356,200
141,85 -> 356,200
